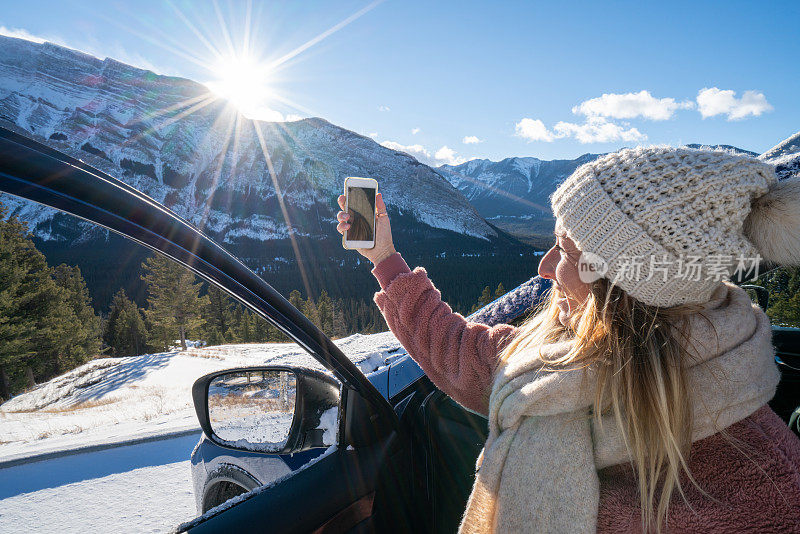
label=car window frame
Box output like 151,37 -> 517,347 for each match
0,126 -> 398,428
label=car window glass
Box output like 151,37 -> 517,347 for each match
0,202 -> 332,531
751,267 -> 800,328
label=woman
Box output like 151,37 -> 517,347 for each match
336,146 -> 800,533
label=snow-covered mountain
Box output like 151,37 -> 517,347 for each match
437,137 -> 797,246
684,144 -> 758,157
760,131 -> 800,179
437,143 -> 761,221
437,154 -> 600,219
0,34 -> 497,245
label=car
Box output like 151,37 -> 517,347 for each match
1,125 -> 798,533
188,275 -> 551,517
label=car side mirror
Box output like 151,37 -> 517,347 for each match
192,366 -> 340,455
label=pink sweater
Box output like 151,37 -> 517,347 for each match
372,253 -> 800,532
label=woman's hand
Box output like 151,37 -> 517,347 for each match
336,192 -> 396,266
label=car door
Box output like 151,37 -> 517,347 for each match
0,127 -> 413,533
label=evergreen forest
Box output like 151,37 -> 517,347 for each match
3,201 -> 800,402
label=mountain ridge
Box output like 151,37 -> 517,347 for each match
0,34 -> 540,311
0,34 -> 498,246
437,137 -> 797,247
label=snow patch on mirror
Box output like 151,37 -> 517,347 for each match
317,406 -> 338,446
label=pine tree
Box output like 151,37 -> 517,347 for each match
331,299 -> 347,339
768,291 -> 800,327
233,308 -> 254,342
479,285 -> 493,307
252,314 -> 270,342
141,254 -> 206,351
288,290 -> 303,311
762,267 -> 800,327
104,289 -> 148,356
205,327 -> 225,346
302,297 -> 321,329
203,285 -> 233,345
48,264 -> 102,371
0,205 -> 41,398
117,299 -> 148,356
104,291 -> 124,352
317,290 -> 333,336
0,203 -> 100,398
225,306 -> 240,343
494,282 -> 506,299
756,266 -> 800,327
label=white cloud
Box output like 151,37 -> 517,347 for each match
284,113 -> 305,122
381,140 -> 431,161
367,132 -> 378,138
434,146 -> 466,166
462,135 -> 482,144
696,87 -> 772,120
572,90 -> 693,120
515,118 -> 555,142
553,117 -> 646,144
378,105 -> 391,112
515,116 -> 645,144
380,140 -> 468,166
411,127 -> 421,135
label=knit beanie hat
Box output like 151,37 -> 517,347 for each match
550,145 -> 800,307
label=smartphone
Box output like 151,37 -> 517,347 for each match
342,177 -> 378,250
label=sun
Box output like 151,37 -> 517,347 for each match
207,55 -> 281,121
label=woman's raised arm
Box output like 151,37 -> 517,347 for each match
371,253 -> 516,415
335,193 -> 516,415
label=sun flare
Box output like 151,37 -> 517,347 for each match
207,55 -> 281,121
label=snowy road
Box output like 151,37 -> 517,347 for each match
0,433 -> 202,533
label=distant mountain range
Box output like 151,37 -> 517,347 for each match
1,33 -> 797,307
760,131 -> 800,179
436,154 -> 600,219
0,35 -> 501,245
0,35 -> 535,310
683,144 -> 759,157
436,138 -> 799,246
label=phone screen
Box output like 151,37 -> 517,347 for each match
347,186 -> 376,242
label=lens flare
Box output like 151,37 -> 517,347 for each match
207,55 -> 280,121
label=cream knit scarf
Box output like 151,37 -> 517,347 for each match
459,282 -> 780,534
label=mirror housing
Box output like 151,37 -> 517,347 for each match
192,366 -> 340,455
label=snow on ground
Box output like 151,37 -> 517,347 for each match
0,433 -> 199,533
0,332 -> 402,533
0,331 -> 401,461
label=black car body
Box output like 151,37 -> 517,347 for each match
1,126 -> 798,533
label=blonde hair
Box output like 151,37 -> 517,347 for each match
499,277 -> 715,532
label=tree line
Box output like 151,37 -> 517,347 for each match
105,253 -> 393,357
471,283 -> 507,313
0,213 -> 388,400
5,198 -> 800,402
1,191 -> 508,401
0,201 -> 504,401
0,202 -> 398,399
1,205 -> 100,399
755,266 -> 800,327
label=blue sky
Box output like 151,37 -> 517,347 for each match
2,0 -> 798,164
